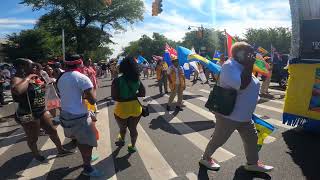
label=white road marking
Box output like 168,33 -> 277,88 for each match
200,89 -> 285,105
149,98 -> 235,163
18,126 -> 66,179
0,128 -> 25,167
171,92 -> 277,144
92,106 -> 117,180
268,88 -> 286,94
136,123 -> 178,179
186,172 -> 198,180
257,104 -> 283,113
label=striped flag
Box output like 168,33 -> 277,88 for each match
252,114 -> 275,151
226,31 -> 236,57
165,43 -> 178,60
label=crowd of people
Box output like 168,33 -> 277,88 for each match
1,41 -> 278,177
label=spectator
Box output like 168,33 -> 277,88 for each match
57,54 -> 102,177
167,57 -> 186,111
11,58 -> 72,162
82,58 -> 99,112
156,60 -> 169,95
111,57 -> 146,153
199,42 -> 274,173
142,61 -> 149,79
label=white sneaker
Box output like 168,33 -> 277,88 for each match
244,162 -> 274,173
199,157 -> 220,171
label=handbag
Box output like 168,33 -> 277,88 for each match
15,89 -> 35,124
45,83 -> 61,110
123,78 -> 149,117
205,74 -> 237,116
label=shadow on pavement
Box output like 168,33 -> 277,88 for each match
148,83 -> 159,88
283,129 -> 320,180
197,164 -> 217,180
0,127 -> 20,137
149,117 -> 181,135
183,94 -> 203,100
112,146 -> 133,173
232,166 -> 271,180
45,165 -> 84,180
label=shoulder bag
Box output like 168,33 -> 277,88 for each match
205,74 -> 237,116
15,88 -> 35,124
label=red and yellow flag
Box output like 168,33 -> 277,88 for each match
226,32 -> 236,57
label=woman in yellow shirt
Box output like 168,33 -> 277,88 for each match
111,57 -> 146,153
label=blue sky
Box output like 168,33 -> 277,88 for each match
0,0 -> 292,58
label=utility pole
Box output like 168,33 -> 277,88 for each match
62,29 -> 65,61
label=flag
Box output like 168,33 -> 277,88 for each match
163,52 -> 172,66
213,50 -> 222,61
253,58 -> 271,77
152,55 -> 163,61
226,32 -> 236,57
257,46 -> 269,55
137,55 -> 148,65
165,43 -> 178,60
188,54 -> 221,75
252,114 -> 275,151
177,46 -> 193,79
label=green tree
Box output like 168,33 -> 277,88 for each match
22,0 -> 145,53
122,33 -> 178,61
4,28 -> 61,62
182,28 -> 225,57
244,27 -> 291,54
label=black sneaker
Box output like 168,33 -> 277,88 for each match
175,106 -> 183,111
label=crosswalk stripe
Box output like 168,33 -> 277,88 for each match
186,172 -> 198,180
257,104 -> 283,113
136,123 -> 178,179
0,128 -> 25,167
199,89 -> 285,106
149,98 -> 236,163
200,89 -> 283,113
168,92 -> 276,144
0,120 -> 20,134
18,125 -> 66,179
268,89 -> 286,94
92,106 -> 117,180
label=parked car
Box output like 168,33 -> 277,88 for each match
271,54 -> 289,89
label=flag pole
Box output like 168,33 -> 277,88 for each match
224,29 -> 227,57
62,29 -> 65,61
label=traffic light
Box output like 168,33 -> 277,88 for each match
158,0 -> 163,14
152,1 -> 158,16
152,0 -> 163,16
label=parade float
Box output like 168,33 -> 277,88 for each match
283,0 -> 320,132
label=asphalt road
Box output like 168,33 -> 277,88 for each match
0,76 -> 319,180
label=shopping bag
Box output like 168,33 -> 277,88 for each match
45,83 -> 61,110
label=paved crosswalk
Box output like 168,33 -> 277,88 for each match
0,86 -> 293,179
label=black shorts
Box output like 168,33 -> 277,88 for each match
15,108 -> 46,124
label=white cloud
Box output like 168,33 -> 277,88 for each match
213,0 -> 291,36
109,0 -> 292,58
189,0 -> 205,11
109,10 -> 209,58
0,18 -> 37,25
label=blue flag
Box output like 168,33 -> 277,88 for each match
163,52 -> 172,66
213,50 -> 222,61
177,46 -> 193,79
137,55 -> 148,64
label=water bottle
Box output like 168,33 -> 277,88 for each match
40,70 -> 51,84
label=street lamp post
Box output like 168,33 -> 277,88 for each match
187,25 -> 205,55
